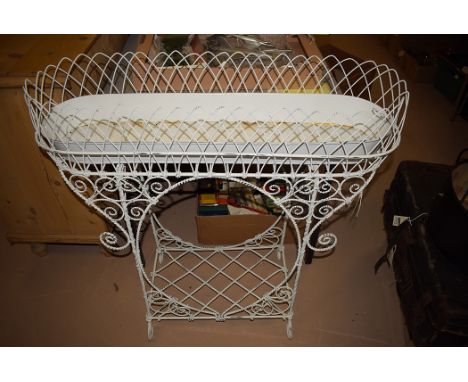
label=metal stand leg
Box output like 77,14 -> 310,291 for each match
147,321 -> 154,340
286,317 -> 293,339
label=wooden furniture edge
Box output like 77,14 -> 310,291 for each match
7,233 -> 101,245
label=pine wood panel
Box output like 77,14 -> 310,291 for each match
0,35 -> 128,245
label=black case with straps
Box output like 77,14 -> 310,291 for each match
382,160 -> 468,346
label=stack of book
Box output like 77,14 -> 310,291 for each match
197,179 -> 284,217
197,179 -> 229,216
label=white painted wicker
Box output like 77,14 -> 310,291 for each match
24,51 -> 409,340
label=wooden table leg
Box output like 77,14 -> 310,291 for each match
30,242 -> 48,257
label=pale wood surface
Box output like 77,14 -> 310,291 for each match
0,35 -> 97,74
0,35 -> 128,245
0,88 -> 104,240
0,35 -> 97,89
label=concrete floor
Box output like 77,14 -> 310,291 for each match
1,35 -> 467,346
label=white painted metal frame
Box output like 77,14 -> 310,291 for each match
24,51 -> 409,340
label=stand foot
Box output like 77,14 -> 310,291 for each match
30,243 -> 47,257
147,321 -> 154,340
286,319 -> 293,340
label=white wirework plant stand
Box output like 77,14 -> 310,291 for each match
24,50 -> 409,340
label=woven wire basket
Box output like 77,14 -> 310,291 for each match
24,51 -> 409,178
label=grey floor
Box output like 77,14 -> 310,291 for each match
1,35 -> 467,346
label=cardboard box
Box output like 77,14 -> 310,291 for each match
196,214 -> 301,245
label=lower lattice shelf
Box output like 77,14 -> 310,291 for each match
144,215 -> 294,338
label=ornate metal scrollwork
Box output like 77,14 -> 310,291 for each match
248,286 -> 293,317
62,172 -> 176,252
60,171 -> 375,338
